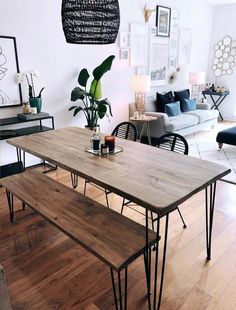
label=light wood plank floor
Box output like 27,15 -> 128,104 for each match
0,167 -> 236,309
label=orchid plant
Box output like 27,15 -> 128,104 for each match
16,70 -> 45,98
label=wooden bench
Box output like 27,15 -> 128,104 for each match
0,171 -> 156,309
0,265 -> 11,310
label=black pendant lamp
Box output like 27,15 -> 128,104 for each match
61,0 -> 120,45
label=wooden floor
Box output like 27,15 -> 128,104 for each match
1,167 -> 236,309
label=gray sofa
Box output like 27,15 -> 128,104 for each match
129,97 -> 219,139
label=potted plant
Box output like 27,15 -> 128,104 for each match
16,70 -> 45,113
69,55 -> 115,129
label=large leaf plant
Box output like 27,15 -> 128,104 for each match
69,55 -> 115,128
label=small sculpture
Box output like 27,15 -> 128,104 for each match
144,4 -> 156,23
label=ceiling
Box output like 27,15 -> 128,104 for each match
203,0 -> 236,5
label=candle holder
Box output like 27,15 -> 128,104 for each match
105,135 -> 115,153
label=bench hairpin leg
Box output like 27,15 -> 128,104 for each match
153,213 -> 169,310
110,268 -> 128,310
6,190 -> 14,223
110,268 -> 118,310
205,182 -> 216,260
71,173 -> 78,189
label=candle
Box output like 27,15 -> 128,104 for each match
105,135 -> 115,153
101,143 -> 109,156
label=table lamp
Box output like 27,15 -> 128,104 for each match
189,71 -> 206,100
131,75 -> 151,116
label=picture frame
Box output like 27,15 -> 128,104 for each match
119,48 -> 129,61
119,32 -> 130,48
150,26 -> 157,36
149,37 -> 168,86
130,23 -> 149,66
156,6 -> 171,37
0,35 -> 22,108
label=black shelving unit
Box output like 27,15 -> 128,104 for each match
0,115 -> 54,140
0,114 -> 55,176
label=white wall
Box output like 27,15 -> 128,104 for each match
0,0 -> 213,165
208,3 -> 236,119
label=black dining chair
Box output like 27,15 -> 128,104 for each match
84,122 -> 138,207
121,132 -> 188,230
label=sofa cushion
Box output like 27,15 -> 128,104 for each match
165,102 -> 181,117
182,99 -> 197,112
165,113 -> 198,132
174,89 -> 190,111
184,109 -> 219,124
156,91 -> 175,112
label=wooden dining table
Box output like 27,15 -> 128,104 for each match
7,126 -> 231,310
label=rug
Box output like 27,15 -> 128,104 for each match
186,122 -> 236,184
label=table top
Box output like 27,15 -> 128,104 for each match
130,115 -> 157,122
202,90 -> 230,96
7,127 -> 230,216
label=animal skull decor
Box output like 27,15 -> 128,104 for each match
212,36 -> 236,77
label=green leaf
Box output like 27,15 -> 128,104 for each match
78,69 -> 90,87
71,87 -> 85,101
29,85 -> 33,98
37,87 -> 45,98
97,104 -> 107,119
68,105 -> 77,111
99,99 -> 112,117
73,106 -> 83,116
93,55 -> 115,81
89,80 -> 102,100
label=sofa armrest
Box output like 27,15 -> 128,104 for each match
144,112 -> 169,138
145,112 -> 169,124
196,103 -> 211,110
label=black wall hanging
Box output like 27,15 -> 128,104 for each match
61,0 -> 120,45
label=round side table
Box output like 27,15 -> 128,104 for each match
130,115 -> 157,145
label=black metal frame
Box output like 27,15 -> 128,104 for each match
110,267 -> 128,310
6,190 -> 14,223
16,148 -> 57,174
205,182 -> 216,260
142,182 -> 217,309
71,173 -> 79,189
202,91 -> 229,121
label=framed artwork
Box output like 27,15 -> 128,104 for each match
178,28 -> 192,65
156,6 -> 171,37
149,37 -> 168,86
119,49 -> 129,60
130,23 -> 149,66
0,35 -> 22,108
119,32 -> 130,48
150,26 -> 157,36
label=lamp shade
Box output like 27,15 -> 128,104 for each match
189,72 -> 206,85
131,75 -> 151,93
61,0 -> 120,45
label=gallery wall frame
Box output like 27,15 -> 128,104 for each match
130,23 -> 149,66
149,37 -> 169,86
0,35 -> 22,108
156,6 -> 171,37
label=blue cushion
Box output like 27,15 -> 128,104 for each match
182,99 -> 197,112
165,102 -> 181,117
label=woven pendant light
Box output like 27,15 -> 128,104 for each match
61,0 -> 120,45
